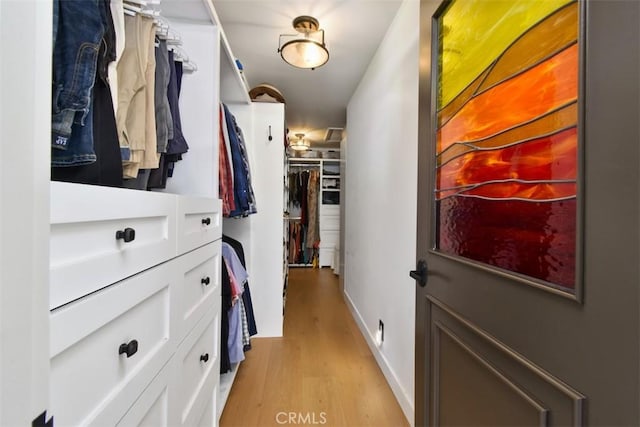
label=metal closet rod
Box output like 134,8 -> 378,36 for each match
289,163 -> 321,168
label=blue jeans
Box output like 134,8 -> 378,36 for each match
51,0 -> 104,166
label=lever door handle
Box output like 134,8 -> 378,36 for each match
410,259 -> 428,287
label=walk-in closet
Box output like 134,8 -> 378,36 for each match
286,157 -> 341,271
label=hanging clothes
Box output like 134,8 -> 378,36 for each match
51,0 -> 123,186
51,0 -> 104,166
116,14 -> 156,179
220,260 -> 232,374
219,106 -> 236,216
220,236 -> 258,371
222,103 -> 257,217
148,50 -> 190,188
223,235 -> 258,338
154,39 -> 173,155
306,169 -> 320,249
287,167 -> 320,265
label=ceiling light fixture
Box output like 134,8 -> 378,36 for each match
278,16 -> 329,70
290,133 -> 310,151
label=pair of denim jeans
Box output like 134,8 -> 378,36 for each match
51,0 -> 105,166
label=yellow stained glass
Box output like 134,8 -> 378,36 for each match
439,0 -> 573,109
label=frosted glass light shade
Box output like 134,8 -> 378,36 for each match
280,38 -> 329,69
290,133 -> 310,150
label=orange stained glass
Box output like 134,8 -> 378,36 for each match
437,127 -> 577,194
438,44 -> 578,153
437,182 -> 576,201
438,68 -> 490,127
439,0 -> 573,108
438,2 -> 578,126
477,2 -> 578,94
438,102 -> 578,167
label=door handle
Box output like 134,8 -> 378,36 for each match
410,259 -> 428,287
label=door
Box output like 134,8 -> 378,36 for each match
415,1 -> 639,426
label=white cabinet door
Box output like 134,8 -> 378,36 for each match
50,261 -> 177,426
50,182 -> 177,309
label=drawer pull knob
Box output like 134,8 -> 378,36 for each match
115,228 -> 136,243
119,340 -> 139,358
201,277 -> 211,286
200,353 -> 209,363
201,217 -> 211,226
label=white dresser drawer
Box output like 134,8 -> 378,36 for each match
177,196 -> 222,255
197,395 -> 216,427
174,307 -> 219,426
320,214 -> 340,231
320,230 -> 339,248
50,261 -> 177,427
320,204 -> 340,217
50,181 -> 177,309
177,241 -> 221,342
117,360 -> 172,427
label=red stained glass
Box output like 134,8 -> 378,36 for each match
437,197 -> 576,288
437,127 -> 577,197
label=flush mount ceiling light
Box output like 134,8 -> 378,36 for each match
290,133 -> 310,151
278,16 -> 329,70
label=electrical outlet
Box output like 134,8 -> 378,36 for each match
378,319 -> 384,343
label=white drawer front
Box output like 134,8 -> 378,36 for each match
320,214 -> 340,231
177,241 -> 221,342
50,182 -> 177,309
197,394 -> 216,427
177,197 -> 222,255
320,230 -> 339,248
50,262 -> 177,427
117,360 -> 172,427
319,248 -> 335,267
176,307 -> 219,426
320,204 -> 340,216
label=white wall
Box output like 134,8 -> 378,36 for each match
344,0 -> 419,423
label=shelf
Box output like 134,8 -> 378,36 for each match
161,0 -> 251,105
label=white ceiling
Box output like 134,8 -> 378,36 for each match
213,0 -> 403,148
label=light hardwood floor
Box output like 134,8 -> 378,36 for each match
220,268 -> 409,427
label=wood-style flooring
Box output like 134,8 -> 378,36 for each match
220,268 -> 409,427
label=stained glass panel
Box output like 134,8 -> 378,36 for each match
434,0 -> 580,292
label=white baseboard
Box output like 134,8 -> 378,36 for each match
343,291 -> 414,426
